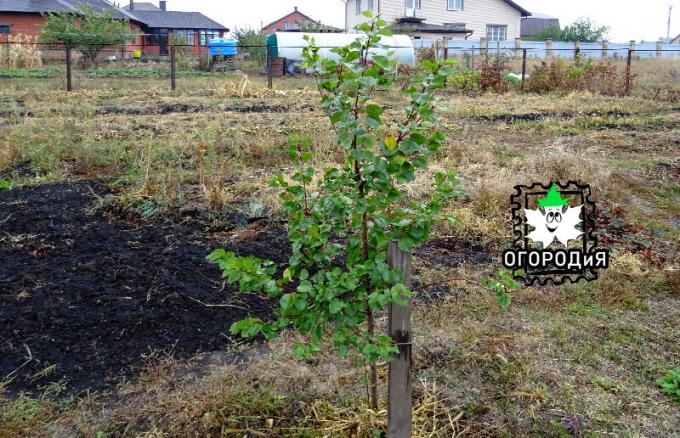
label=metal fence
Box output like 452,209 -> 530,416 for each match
0,40 -> 227,91
3,39 -> 680,96
413,38 -> 680,60
415,39 -> 680,96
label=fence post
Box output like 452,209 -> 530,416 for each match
656,40 -> 662,58
387,239 -> 413,438
170,44 -> 176,91
574,41 -> 581,59
625,46 -> 633,96
65,46 -> 73,92
480,36 -> 488,58
521,48 -> 527,90
602,40 -> 608,60
267,45 -> 273,89
442,37 -> 449,61
546,38 -> 553,58
515,37 -> 521,59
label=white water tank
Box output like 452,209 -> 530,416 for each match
269,32 -> 416,66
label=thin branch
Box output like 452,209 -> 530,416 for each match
186,296 -> 249,311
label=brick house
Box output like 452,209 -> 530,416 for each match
0,0 -> 144,49
262,7 -> 313,34
261,7 -> 341,34
0,0 -> 227,57
123,1 -> 228,56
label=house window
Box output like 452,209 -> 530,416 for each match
487,25 -> 507,41
147,28 -> 168,46
448,0 -> 463,10
405,0 -> 421,9
0,24 -> 10,34
368,0 -> 374,9
356,0 -> 362,15
284,22 -> 291,30
173,29 -> 195,45
199,29 -> 220,46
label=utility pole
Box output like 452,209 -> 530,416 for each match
668,5 -> 675,42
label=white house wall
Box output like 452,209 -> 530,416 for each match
346,0 -> 523,40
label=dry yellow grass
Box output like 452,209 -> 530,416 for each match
0,34 -> 43,70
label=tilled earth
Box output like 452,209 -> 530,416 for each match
0,182 -> 289,395
0,181 -> 494,397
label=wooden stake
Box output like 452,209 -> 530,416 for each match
267,45 -> 273,89
387,239 -> 412,438
65,46 -> 72,92
521,48 -> 527,90
170,44 -> 176,91
625,47 -> 633,96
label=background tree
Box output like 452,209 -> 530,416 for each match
560,17 -> 609,42
297,19 -> 343,33
233,27 -> 266,66
528,18 -> 608,42
528,23 -> 563,41
41,4 -> 134,68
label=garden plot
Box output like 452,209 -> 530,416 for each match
0,182 -> 285,395
0,77 -> 678,436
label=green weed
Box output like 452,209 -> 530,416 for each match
657,368 -> 680,405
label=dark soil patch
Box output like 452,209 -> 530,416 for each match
0,100 -> 32,118
93,102 -> 316,116
415,237 -> 494,268
471,110 -> 631,123
223,103 -> 315,113
0,182 -> 290,396
95,103 -> 206,116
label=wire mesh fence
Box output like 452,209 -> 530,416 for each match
2,38 -> 680,97
0,40 -> 242,92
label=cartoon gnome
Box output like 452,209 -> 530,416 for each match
524,184 -> 583,249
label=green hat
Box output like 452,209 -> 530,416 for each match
538,184 -> 569,208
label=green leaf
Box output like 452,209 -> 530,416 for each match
295,297 -> 308,311
329,300 -> 344,314
366,104 -> 384,118
280,293 -> 294,310
298,281 -> 313,293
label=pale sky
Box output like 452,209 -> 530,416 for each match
162,0 -> 680,42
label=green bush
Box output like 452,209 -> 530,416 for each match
449,67 -> 481,93
234,27 -> 266,67
657,368 -> 680,405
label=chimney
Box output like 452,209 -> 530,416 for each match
159,1 -> 166,11
129,0 -> 134,11
294,6 -> 298,12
